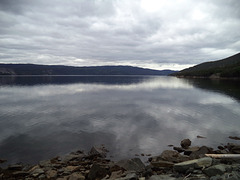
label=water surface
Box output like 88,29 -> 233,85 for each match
0,76 -> 240,165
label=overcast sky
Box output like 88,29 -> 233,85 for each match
0,0 -> 239,70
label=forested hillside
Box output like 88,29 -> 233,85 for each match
0,64 -> 176,76
172,53 -> 240,78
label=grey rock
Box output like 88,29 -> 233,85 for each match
88,164 -> 108,180
181,139 -> 191,149
61,154 -> 85,163
116,158 -> 145,172
184,146 -> 200,156
174,157 -> 212,173
150,150 -> 189,163
203,164 -> 232,177
149,175 -> 177,180
189,146 -> 213,159
88,146 -> 108,158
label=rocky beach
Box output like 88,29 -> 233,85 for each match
1,138 -> 240,180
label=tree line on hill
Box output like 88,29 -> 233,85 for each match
0,64 -> 176,76
172,53 -> 240,78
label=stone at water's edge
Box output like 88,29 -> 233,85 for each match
88,146 -> 108,158
149,150 -> 189,164
173,157 -> 212,173
184,146 -> 200,156
180,139 -> 191,149
116,158 -> 145,172
189,146 -> 213,159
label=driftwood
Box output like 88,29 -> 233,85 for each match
205,154 -> 240,159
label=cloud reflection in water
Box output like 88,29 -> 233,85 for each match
0,76 -> 239,165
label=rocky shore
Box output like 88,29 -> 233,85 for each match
1,139 -> 240,180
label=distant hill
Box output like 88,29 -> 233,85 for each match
0,64 -> 177,76
172,53 -> 240,78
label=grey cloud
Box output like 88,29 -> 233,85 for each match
0,0 -> 239,69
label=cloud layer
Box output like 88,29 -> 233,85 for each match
0,0 -> 240,70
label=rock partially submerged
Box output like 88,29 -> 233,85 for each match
180,139 -> 191,149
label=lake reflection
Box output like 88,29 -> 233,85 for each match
0,76 -> 240,165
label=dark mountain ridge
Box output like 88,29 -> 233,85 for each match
0,64 -> 176,76
172,53 -> 240,78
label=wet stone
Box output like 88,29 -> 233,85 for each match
181,139 -> 191,149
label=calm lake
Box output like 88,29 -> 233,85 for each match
0,76 -> 240,165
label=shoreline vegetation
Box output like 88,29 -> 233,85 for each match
1,138 -> 240,180
172,53 -> 240,79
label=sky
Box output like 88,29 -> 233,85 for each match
0,0 -> 240,70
